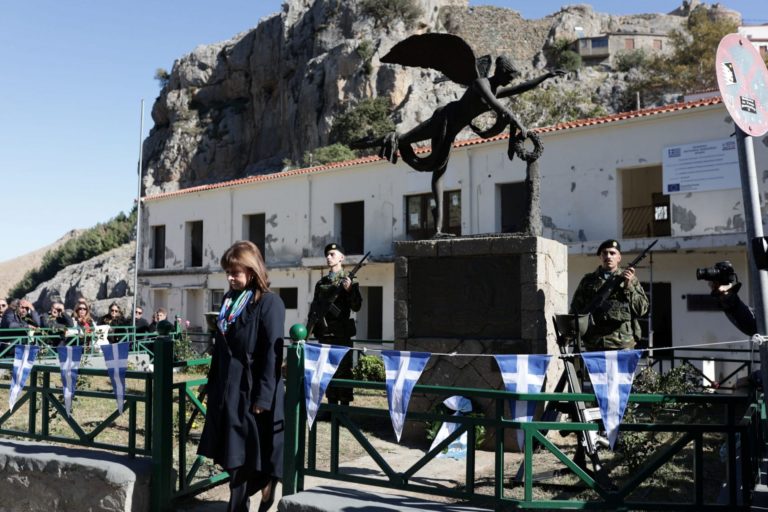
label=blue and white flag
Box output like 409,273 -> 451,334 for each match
303,343 -> 350,430
382,350 -> 430,442
582,350 -> 642,449
102,342 -> 130,414
495,354 -> 552,450
9,345 -> 40,411
57,345 -> 84,417
429,395 -> 472,459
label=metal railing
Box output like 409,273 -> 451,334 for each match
282,343 -> 761,510
645,347 -> 760,391
0,327 -> 161,359
0,331 -> 219,510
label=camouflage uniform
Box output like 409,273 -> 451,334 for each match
309,269 -> 363,403
570,267 -> 649,350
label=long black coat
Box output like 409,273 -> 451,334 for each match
198,291 -> 285,475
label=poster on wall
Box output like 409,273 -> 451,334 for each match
662,138 -> 740,194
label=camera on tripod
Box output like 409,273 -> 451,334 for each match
695,260 -> 738,285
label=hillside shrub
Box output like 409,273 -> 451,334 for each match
614,49 -> 650,72
352,354 -> 385,382
303,143 -> 357,167
618,363 -> 704,470
549,38 -> 581,72
356,40 -> 375,75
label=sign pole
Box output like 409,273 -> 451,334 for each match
735,127 -> 768,333
716,33 -> 768,334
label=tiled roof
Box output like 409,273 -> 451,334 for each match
143,96 -> 723,202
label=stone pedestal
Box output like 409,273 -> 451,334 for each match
393,234 -> 568,448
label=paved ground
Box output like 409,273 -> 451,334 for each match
174,435 -> 498,512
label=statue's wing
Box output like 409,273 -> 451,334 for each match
381,33 -> 479,86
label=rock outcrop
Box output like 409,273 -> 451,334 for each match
25,242 -> 136,319
142,0 -> 726,196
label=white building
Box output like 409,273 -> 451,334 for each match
138,96 -> 767,381
739,25 -> 768,58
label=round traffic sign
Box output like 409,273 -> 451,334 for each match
716,33 -> 768,137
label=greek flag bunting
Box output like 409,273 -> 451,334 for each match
581,350 -> 642,449
382,350 -> 430,442
428,395 -> 472,459
303,343 -> 350,430
9,345 -> 39,411
102,342 -> 130,414
494,354 -> 552,450
57,345 -> 84,417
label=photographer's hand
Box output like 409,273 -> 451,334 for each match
709,281 -> 736,296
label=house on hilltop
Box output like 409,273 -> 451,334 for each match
573,30 -> 673,67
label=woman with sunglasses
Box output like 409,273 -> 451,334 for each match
100,302 -> 128,343
197,241 -> 285,512
73,300 -> 95,337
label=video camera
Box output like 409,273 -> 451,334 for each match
696,260 -> 738,285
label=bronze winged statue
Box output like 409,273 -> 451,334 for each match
352,33 -> 565,236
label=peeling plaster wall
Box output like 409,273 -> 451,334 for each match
671,189 -> 745,236
570,249 -> 751,381
466,104 -> 767,242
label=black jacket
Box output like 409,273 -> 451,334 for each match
197,291 -> 285,474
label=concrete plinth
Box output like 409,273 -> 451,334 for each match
393,234 -> 568,448
0,439 -> 151,511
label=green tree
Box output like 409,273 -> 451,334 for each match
356,40 -> 375,75
549,38 -> 582,72
661,7 -> 738,93
154,68 -> 170,89
623,6 -> 738,109
330,97 -> 395,146
303,143 -> 357,166
360,0 -> 423,30
507,86 -> 607,128
614,49 -> 650,72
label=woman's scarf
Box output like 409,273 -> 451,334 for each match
217,289 -> 253,334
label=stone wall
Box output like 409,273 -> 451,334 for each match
0,440 -> 151,511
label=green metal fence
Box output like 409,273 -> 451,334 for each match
283,342 -> 762,511
0,330 -> 220,511
0,331 -> 761,510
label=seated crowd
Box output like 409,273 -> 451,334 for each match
0,297 -> 172,347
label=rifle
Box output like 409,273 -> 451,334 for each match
581,239 -> 658,315
306,251 -> 371,338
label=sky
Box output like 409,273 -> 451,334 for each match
1,1 -> 764,263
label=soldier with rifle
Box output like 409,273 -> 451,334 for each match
570,239 -> 652,351
306,243 -> 364,405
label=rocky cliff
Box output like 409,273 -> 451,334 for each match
25,242 -> 136,319
141,0 -> 740,196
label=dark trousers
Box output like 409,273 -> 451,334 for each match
320,336 -> 354,404
227,466 -> 270,512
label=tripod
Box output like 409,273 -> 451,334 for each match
514,314 -> 611,487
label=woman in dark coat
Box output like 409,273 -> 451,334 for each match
198,240 -> 285,512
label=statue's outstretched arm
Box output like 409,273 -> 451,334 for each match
496,69 -> 566,99
474,78 -> 527,136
